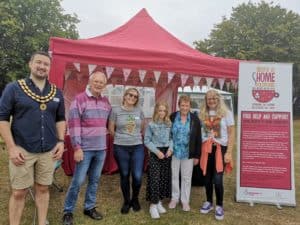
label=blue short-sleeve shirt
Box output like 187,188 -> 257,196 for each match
0,78 -> 65,153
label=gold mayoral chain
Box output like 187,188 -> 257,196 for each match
18,79 -> 57,111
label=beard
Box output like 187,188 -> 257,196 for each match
31,69 -> 48,80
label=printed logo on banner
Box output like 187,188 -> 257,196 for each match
252,67 -> 279,103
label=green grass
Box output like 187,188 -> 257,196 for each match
0,120 -> 299,225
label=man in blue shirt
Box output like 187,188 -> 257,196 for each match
0,51 -> 66,225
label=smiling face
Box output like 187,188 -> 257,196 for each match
179,100 -> 191,116
123,88 -> 139,107
89,71 -> 107,97
206,91 -> 219,110
29,54 -> 51,80
157,105 -> 167,120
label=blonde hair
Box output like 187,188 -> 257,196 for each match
152,102 -> 171,126
199,89 -> 229,120
122,87 -> 139,106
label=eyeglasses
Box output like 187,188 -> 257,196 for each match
127,93 -> 138,99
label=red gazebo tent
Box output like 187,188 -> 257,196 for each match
49,8 -> 239,107
49,8 -> 239,175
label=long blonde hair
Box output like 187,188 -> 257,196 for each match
199,89 -> 229,120
152,102 -> 171,126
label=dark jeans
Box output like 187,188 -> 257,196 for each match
113,144 -> 144,204
204,145 -> 227,206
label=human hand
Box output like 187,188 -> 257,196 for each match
8,146 -> 25,166
165,149 -> 172,158
193,158 -> 199,165
74,149 -> 84,162
224,152 -> 232,163
156,151 -> 165,159
52,142 -> 64,160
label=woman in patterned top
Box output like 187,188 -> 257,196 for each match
199,89 -> 235,221
144,102 -> 173,219
168,95 -> 201,211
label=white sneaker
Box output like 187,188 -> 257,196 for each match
200,201 -> 214,214
215,205 -> 224,220
157,201 -> 167,214
149,205 -> 160,219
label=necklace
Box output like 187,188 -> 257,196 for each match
204,116 -> 221,138
18,79 -> 57,111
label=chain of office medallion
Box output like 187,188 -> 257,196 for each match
17,79 -> 57,104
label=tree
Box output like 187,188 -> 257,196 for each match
0,0 -> 79,94
194,1 -> 300,110
194,1 -> 300,62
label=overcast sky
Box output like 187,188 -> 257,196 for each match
61,0 -> 300,47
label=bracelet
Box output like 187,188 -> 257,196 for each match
57,139 -> 64,143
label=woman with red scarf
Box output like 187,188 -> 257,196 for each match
199,89 -> 235,221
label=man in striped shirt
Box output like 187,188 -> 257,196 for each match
63,71 -> 111,225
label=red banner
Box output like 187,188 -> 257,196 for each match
240,111 -> 291,189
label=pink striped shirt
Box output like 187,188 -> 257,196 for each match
68,89 -> 111,151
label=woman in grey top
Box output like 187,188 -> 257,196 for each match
109,88 -> 145,214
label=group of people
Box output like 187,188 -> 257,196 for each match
0,51 -> 235,225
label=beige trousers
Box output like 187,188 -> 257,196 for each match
171,156 -> 194,204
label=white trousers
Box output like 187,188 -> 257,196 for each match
171,156 -> 194,204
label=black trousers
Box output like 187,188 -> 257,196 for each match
146,147 -> 171,204
204,145 -> 227,206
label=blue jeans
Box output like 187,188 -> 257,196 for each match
64,150 -> 106,213
113,144 -> 144,203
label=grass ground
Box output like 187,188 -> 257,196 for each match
0,120 -> 299,225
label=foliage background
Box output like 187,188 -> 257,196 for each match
194,1 -> 300,103
0,0 -> 79,94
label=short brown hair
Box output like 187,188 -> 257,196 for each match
30,51 -> 51,61
178,94 -> 191,106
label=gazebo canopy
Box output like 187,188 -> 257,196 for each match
49,8 -> 239,89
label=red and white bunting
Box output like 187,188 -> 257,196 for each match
167,72 -> 175,84
138,69 -> 147,83
105,66 -> 114,79
211,79 -> 218,88
180,74 -> 189,87
225,81 -> 231,91
218,78 -> 225,90
193,76 -> 201,87
232,79 -> 238,90
153,71 -> 161,83
231,79 -> 238,90
73,62 -> 80,72
88,64 -> 97,75
64,70 -> 72,80
206,77 -> 213,87
123,68 -> 131,82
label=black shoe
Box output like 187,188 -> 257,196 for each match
131,199 -> 141,212
63,212 -> 73,225
83,207 -> 103,220
121,203 -> 131,214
